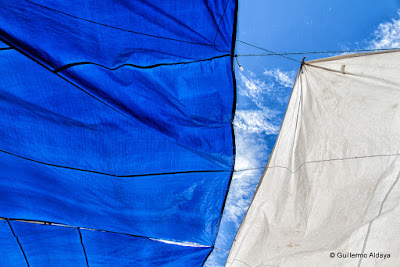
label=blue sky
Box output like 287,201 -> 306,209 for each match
206,1 -> 400,266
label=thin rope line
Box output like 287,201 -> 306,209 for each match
234,167 -> 265,172
236,40 -> 301,63
235,47 -> 400,57
0,47 -> 13,51
22,0 -> 214,47
214,246 -> 229,252
77,228 -> 90,267
6,219 -> 30,267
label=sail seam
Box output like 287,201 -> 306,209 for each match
0,37 -> 144,127
22,0 -> 214,47
230,259 -> 252,267
357,171 -> 400,267
268,153 -> 400,174
6,219 -> 30,267
77,227 -> 90,267
53,54 -> 230,73
0,217 -> 211,249
213,0 -> 231,48
0,148 -> 230,177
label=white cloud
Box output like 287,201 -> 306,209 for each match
231,81 -> 277,227
234,128 -> 270,171
234,110 -> 279,135
205,71 -> 284,265
238,72 -> 273,109
234,71 -> 283,171
263,68 -> 296,88
368,11 -> 400,49
224,170 -> 262,227
238,70 -> 293,108
204,169 -> 264,266
204,250 -> 229,267
239,71 -> 271,94
226,72 -> 280,228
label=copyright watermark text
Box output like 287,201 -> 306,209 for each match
329,252 -> 390,259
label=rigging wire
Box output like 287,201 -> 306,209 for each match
214,247 -> 230,252
236,40 -> 301,63
234,167 -> 265,172
235,40 -> 400,59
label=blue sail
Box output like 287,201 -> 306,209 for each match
0,0 -> 237,265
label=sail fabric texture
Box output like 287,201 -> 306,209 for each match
227,50 -> 400,267
0,0 -> 237,266
1,220 -> 212,266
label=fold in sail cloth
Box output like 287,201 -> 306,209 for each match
227,50 -> 400,267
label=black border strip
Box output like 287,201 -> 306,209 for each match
203,0 -> 238,266
23,0 -> 214,47
6,219 -> 30,267
77,228 -> 90,267
0,149 -> 229,178
53,54 -> 230,73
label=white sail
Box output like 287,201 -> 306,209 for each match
227,50 -> 400,267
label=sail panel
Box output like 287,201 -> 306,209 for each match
0,151 -> 231,245
0,220 -> 27,266
0,0 -> 234,69
2,220 -> 212,266
0,35 -> 232,246
81,226 -> 212,266
227,50 -> 400,266
0,0 -> 237,264
0,49 -> 233,176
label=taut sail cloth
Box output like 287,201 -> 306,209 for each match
227,50 -> 400,266
0,0 -> 237,266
